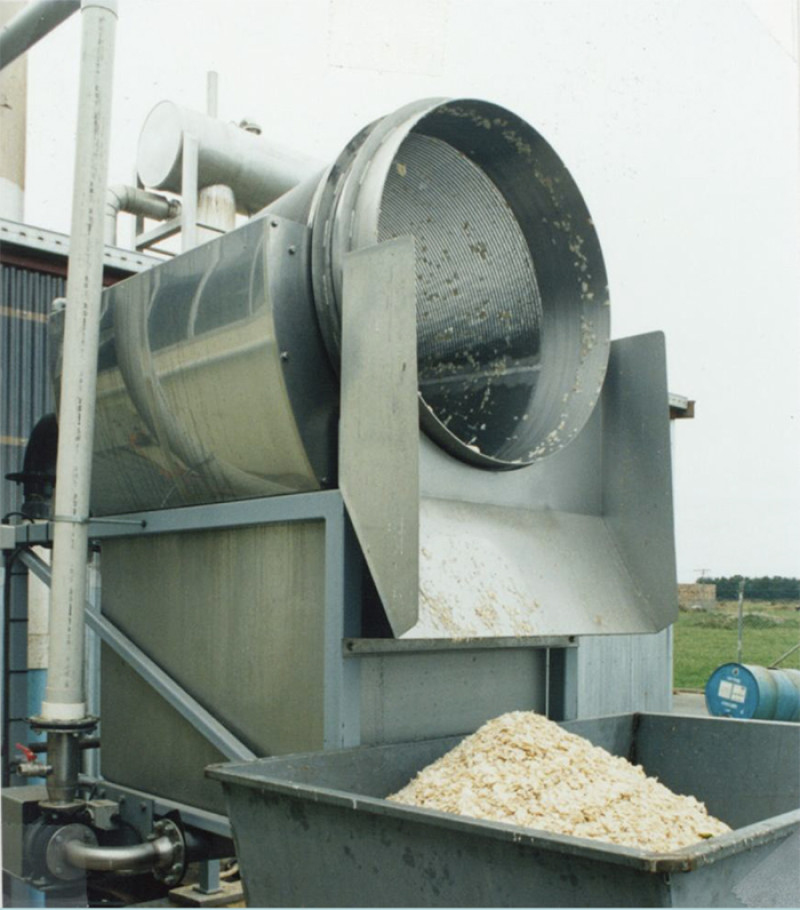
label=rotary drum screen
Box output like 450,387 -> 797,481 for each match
378,134 -> 544,465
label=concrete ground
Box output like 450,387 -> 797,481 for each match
671,690 -> 709,716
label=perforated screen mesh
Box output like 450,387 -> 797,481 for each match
378,133 -> 544,462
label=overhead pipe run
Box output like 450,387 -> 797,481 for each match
104,183 -> 181,246
0,0 -> 80,70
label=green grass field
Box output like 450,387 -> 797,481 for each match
673,601 -> 800,690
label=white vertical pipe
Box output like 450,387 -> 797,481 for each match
40,0 -> 117,723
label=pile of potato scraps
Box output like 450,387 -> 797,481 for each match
387,711 -> 731,853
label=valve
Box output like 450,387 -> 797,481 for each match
16,742 -> 36,762
13,743 -> 51,778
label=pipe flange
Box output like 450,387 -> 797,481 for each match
29,715 -> 99,734
46,823 -> 98,881
38,798 -> 87,814
151,818 -> 186,887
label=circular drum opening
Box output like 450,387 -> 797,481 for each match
313,98 -> 610,468
378,131 -> 544,465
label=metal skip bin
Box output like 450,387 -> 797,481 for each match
208,713 -> 800,908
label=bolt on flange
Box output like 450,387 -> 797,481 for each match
151,818 -> 186,887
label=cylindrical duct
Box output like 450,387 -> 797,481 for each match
65,97 -> 610,515
136,101 -> 320,215
280,97 -> 610,469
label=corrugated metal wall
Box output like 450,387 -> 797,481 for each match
0,263 -> 60,519
1,260 -> 60,787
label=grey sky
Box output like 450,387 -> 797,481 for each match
17,0 -> 800,581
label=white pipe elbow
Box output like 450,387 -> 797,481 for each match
105,184 -> 181,246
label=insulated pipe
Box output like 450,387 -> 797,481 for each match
41,0 -> 117,730
63,835 -> 176,873
0,0 -> 80,70
104,183 -> 180,245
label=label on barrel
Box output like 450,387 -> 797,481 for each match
718,680 -> 747,703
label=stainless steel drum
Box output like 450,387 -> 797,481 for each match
54,97 -> 610,514
303,97 -> 610,469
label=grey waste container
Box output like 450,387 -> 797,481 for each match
208,713 -> 800,907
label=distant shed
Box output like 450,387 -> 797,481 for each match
678,583 -> 717,609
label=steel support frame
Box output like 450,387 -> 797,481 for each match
134,216 -> 181,253
10,491 -> 361,822
80,777 -> 231,840
0,217 -> 161,273
6,489 -> 577,835
20,547 -> 257,764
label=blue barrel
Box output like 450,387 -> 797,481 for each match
705,663 -> 800,721
782,669 -> 800,721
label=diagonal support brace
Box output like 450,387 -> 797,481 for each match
18,549 -> 256,762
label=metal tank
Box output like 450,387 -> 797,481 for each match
136,100 -> 319,215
